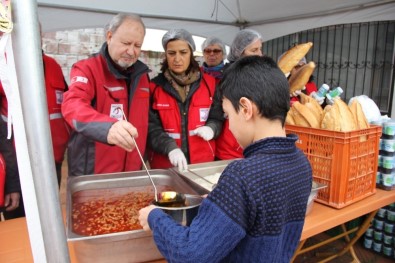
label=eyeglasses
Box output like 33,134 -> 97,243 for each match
203,49 -> 222,55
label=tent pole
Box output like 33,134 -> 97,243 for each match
11,1 -> 70,262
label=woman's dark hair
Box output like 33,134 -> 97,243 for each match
160,42 -> 200,74
219,55 -> 290,126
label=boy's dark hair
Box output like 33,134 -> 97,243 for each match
219,55 -> 290,126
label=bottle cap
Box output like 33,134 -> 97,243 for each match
321,84 -> 330,90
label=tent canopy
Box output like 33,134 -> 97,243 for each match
37,0 -> 395,44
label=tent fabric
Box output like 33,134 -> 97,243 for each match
37,0 -> 395,44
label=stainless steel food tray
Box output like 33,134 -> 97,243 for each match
66,169 -> 208,263
173,160 -> 234,191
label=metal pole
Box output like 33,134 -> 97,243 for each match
11,1 -> 70,262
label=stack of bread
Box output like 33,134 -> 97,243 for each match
286,94 -> 370,131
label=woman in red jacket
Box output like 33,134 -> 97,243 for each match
148,29 -> 223,171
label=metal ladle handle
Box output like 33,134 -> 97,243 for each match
122,110 -> 158,202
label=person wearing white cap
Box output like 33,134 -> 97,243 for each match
227,29 -> 263,62
201,36 -> 227,83
147,29 -> 223,172
210,29 -> 264,161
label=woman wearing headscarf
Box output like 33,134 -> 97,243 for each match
214,29 -> 264,160
148,29 -> 223,171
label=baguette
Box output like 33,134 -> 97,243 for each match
285,109 -> 296,125
299,92 -> 313,104
305,101 -> 323,125
293,101 -> 320,128
334,98 -> 357,131
321,102 -> 341,131
349,99 -> 370,129
290,103 -> 310,127
278,42 -> 313,75
288,61 -> 316,93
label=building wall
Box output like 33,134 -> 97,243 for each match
41,28 -> 164,83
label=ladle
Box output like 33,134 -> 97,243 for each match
121,110 -> 158,202
122,110 -> 199,206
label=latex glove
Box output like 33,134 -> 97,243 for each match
168,148 -> 188,172
193,126 -> 214,141
314,95 -> 325,105
290,89 -> 302,97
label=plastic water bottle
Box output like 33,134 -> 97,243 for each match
326,87 -> 343,100
311,84 -> 330,101
316,84 -> 330,97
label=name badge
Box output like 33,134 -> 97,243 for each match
55,90 -> 63,104
200,108 -> 210,122
110,104 -> 124,121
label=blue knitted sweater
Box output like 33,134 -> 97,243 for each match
148,134 -> 312,263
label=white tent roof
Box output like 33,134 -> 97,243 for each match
37,0 -> 395,44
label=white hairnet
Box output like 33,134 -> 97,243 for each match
227,29 -> 263,62
162,29 -> 196,51
201,36 -> 227,56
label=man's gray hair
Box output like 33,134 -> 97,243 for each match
104,13 -> 146,36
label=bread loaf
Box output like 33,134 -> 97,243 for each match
293,101 -> 320,128
335,98 -> 357,131
289,104 -> 310,127
285,109 -> 296,125
320,98 -> 357,131
288,62 -> 316,93
305,100 -> 323,125
278,42 -> 313,75
321,102 -> 341,131
299,93 -> 313,104
349,99 -> 370,129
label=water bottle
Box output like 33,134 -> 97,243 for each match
316,84 -> 330,97
326,87 -> 343,100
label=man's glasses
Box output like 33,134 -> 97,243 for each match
204,49 -> 222,55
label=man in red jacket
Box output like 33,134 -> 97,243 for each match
62,13 -> 150,176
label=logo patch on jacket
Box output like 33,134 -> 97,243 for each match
71,76 -> 88,84
55,90 -> 64,104
200,108 -> 210,122
110,104 -> 124,121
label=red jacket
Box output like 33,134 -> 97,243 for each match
215,119 -> 243,160
203,63 -> 243,160
62,44 -> 150,176
148,73 -> 216,169
42,54 -> 70,163
0,54 -> 70,164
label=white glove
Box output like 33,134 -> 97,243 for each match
314,96 -> 325,105
168,148 -> 188,172
290,89 -> 303,97
193,126 -> 214,141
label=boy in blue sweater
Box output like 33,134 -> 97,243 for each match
139,55 -> 312,263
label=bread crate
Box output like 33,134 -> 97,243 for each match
285,125 -> 382,209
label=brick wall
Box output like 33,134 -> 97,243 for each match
42,28 -> 164,83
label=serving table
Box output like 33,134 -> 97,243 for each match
292,188 -> 395,262
1,189 -> 394,263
